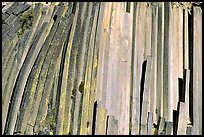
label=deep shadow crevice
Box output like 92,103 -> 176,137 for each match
92,101 -> 97,135
139,60 -> 147,134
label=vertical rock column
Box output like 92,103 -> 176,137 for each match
192,6 -> 202,135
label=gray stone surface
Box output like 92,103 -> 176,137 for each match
166,122 -> 173,135
6,2 -> 20,14
147,112 -> 153,135
192,6 -> 202,135
2,13 -> 10,21
107,115 -> 118,135
2,2 -> 14,13
4,14 -> 17,26
13,3 -> 30,15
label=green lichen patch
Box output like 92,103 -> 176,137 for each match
49,115 -> 55,132
16,28 -> 24,38
16,8 -> 34,38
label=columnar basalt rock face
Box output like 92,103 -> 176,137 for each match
2,2 -> 202,135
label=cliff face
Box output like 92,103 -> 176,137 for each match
2,2 -> 202,135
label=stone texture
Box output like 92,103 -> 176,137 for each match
2,2 -> 202,135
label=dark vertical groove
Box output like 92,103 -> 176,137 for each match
129,2 -> 137,135
105,116 -> 109,135
183,70 -> 187,102
157,116 -> 161,129
139,60 -> 147,134
163,122 -> 167,135
72,2 -> 77,14
53,15 -> 57,21
188,8 -> 193,126
92,101 -> 97,135
178,78 -> 185,102
173,107 -> 179,135
183,9 -> 185,70
126,2 -> 131,13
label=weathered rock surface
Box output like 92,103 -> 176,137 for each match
2,2 -> 202,135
